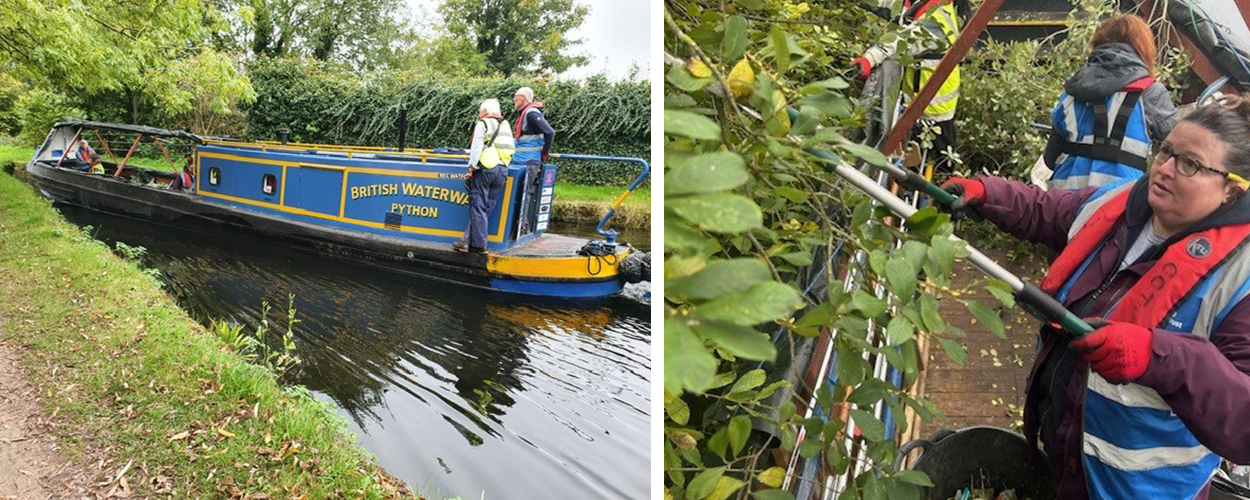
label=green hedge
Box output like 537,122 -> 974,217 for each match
245,58 -> 650,186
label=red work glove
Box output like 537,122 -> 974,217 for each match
851,57 -> 873,80
542,153 -> 550,163
938,177 -> 985,221
1070,318 -> 1154,383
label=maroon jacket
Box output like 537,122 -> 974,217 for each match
977,176 -> 1250,500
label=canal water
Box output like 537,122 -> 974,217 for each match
53,204 -> 651,500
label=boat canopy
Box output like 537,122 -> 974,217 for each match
51,120 -> 211,143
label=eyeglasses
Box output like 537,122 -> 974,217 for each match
1154,142 -> 1250,188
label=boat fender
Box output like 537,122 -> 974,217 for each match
620,251 -> 650,284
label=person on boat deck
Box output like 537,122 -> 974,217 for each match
76,139 -> 96,164
86,152 -> 104,175
1040,14 -> 1179,191
453,98 -> 515,254
939,96 -> 1250,500
169,158 -> 194,193
511,86 -> 554,166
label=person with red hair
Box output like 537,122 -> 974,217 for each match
1043,14 -> 1179,191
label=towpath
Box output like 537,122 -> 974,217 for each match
0,340 -> 98,499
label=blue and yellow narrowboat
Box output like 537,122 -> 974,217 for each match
25,121 -> 649,298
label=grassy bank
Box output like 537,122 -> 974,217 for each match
0,171 -> 418,498
552,184 -> 651,228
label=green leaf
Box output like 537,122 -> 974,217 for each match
986,279 -> 1017,308
778,401 -> 796,422
667,66 -> 712,92
886,316 -> 914,346
722,15 -> 748,61
770,26 -> 790,73
698,321 -> 776,360
795,93 -> 853,118
728,415 -> 752,456
968,300 -> 1006,339
775,185 -> 809,203
838,139 -> 888,166
706,476 -> 746,500
665,110 -> 721,140
708,426 -> 729,460
919,294 -> 945,333
851,291 -> 887,318
893,470 -> 935,487
665,222 -> 711,253
937,337 -> 967,365
886,257 -> 917,300
669,193 -> 764,234
730,368 -> 767,393
777,251 -> 813,266
755,489 -> 793,500
836,343 -> 866,386
791,105 -> 822,135
697,282 -> 804,326
668,258 -> 770,301
664,317 -> 717,393
686,467 -> 726,500
665,391 -> 691,425
800,77 -> 850,93
863,475 -> 888,500
849,408 -> 886,441
666,152 -> 750,196
883,478 -> 921,500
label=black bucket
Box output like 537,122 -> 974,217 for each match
898,427 -> 1055,500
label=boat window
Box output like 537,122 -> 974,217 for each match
209,167 -> 221,186
262,174 -> 277,195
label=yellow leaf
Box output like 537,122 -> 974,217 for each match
217,427 -> 235,438
728,59 -> 755,99
704,476 -> 745,500
758,466 -> 786,488
169,431 -> 190,441
687,58 -> 713,78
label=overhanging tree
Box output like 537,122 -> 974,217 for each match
437,0 -> 590,77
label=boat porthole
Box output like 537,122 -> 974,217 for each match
407,251 -> 414,259
262,174 -> 277,195
209,167 -> 221,186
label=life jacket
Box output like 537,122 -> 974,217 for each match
1048,77 -> 1154,191
476,118 -> 514,169
512,101 -> 547,165
78,143 -> 95,162
901,0 -> 960,122
1040,179 -> 1250,500
174,170 -> 194,191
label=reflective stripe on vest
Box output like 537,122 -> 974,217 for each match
902,2 -> 959,122
515,108 -> 546,152
478,118 -> 514,169
1040,178 -> 1250,500
1049,86 -> 1152,191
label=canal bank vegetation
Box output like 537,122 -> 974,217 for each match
0,171 -> 424,498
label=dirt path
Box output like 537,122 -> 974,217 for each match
0,342 -> 91,500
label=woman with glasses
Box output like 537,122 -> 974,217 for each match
940,96 -> 1250,500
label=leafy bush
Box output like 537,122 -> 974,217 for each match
16,88 -> 84,146
245,57 -> 650,185
0,72 -> 22,136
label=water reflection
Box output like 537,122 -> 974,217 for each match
55,205 -> 650,500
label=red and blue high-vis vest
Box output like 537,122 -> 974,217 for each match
1040,179 -> 1250,499
1049,77 -> 1155,191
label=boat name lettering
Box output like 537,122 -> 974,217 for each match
390,203 -> 440,218
350,183 -> 469,205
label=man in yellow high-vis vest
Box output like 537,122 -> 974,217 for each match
852,0 -> 962,177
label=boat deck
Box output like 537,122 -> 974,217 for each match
505,234 -> 601,257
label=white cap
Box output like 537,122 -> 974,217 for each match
515,87 -> 534,102
480,98 -> 501,116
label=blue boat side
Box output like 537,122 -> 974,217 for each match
193,143 -> 557,252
